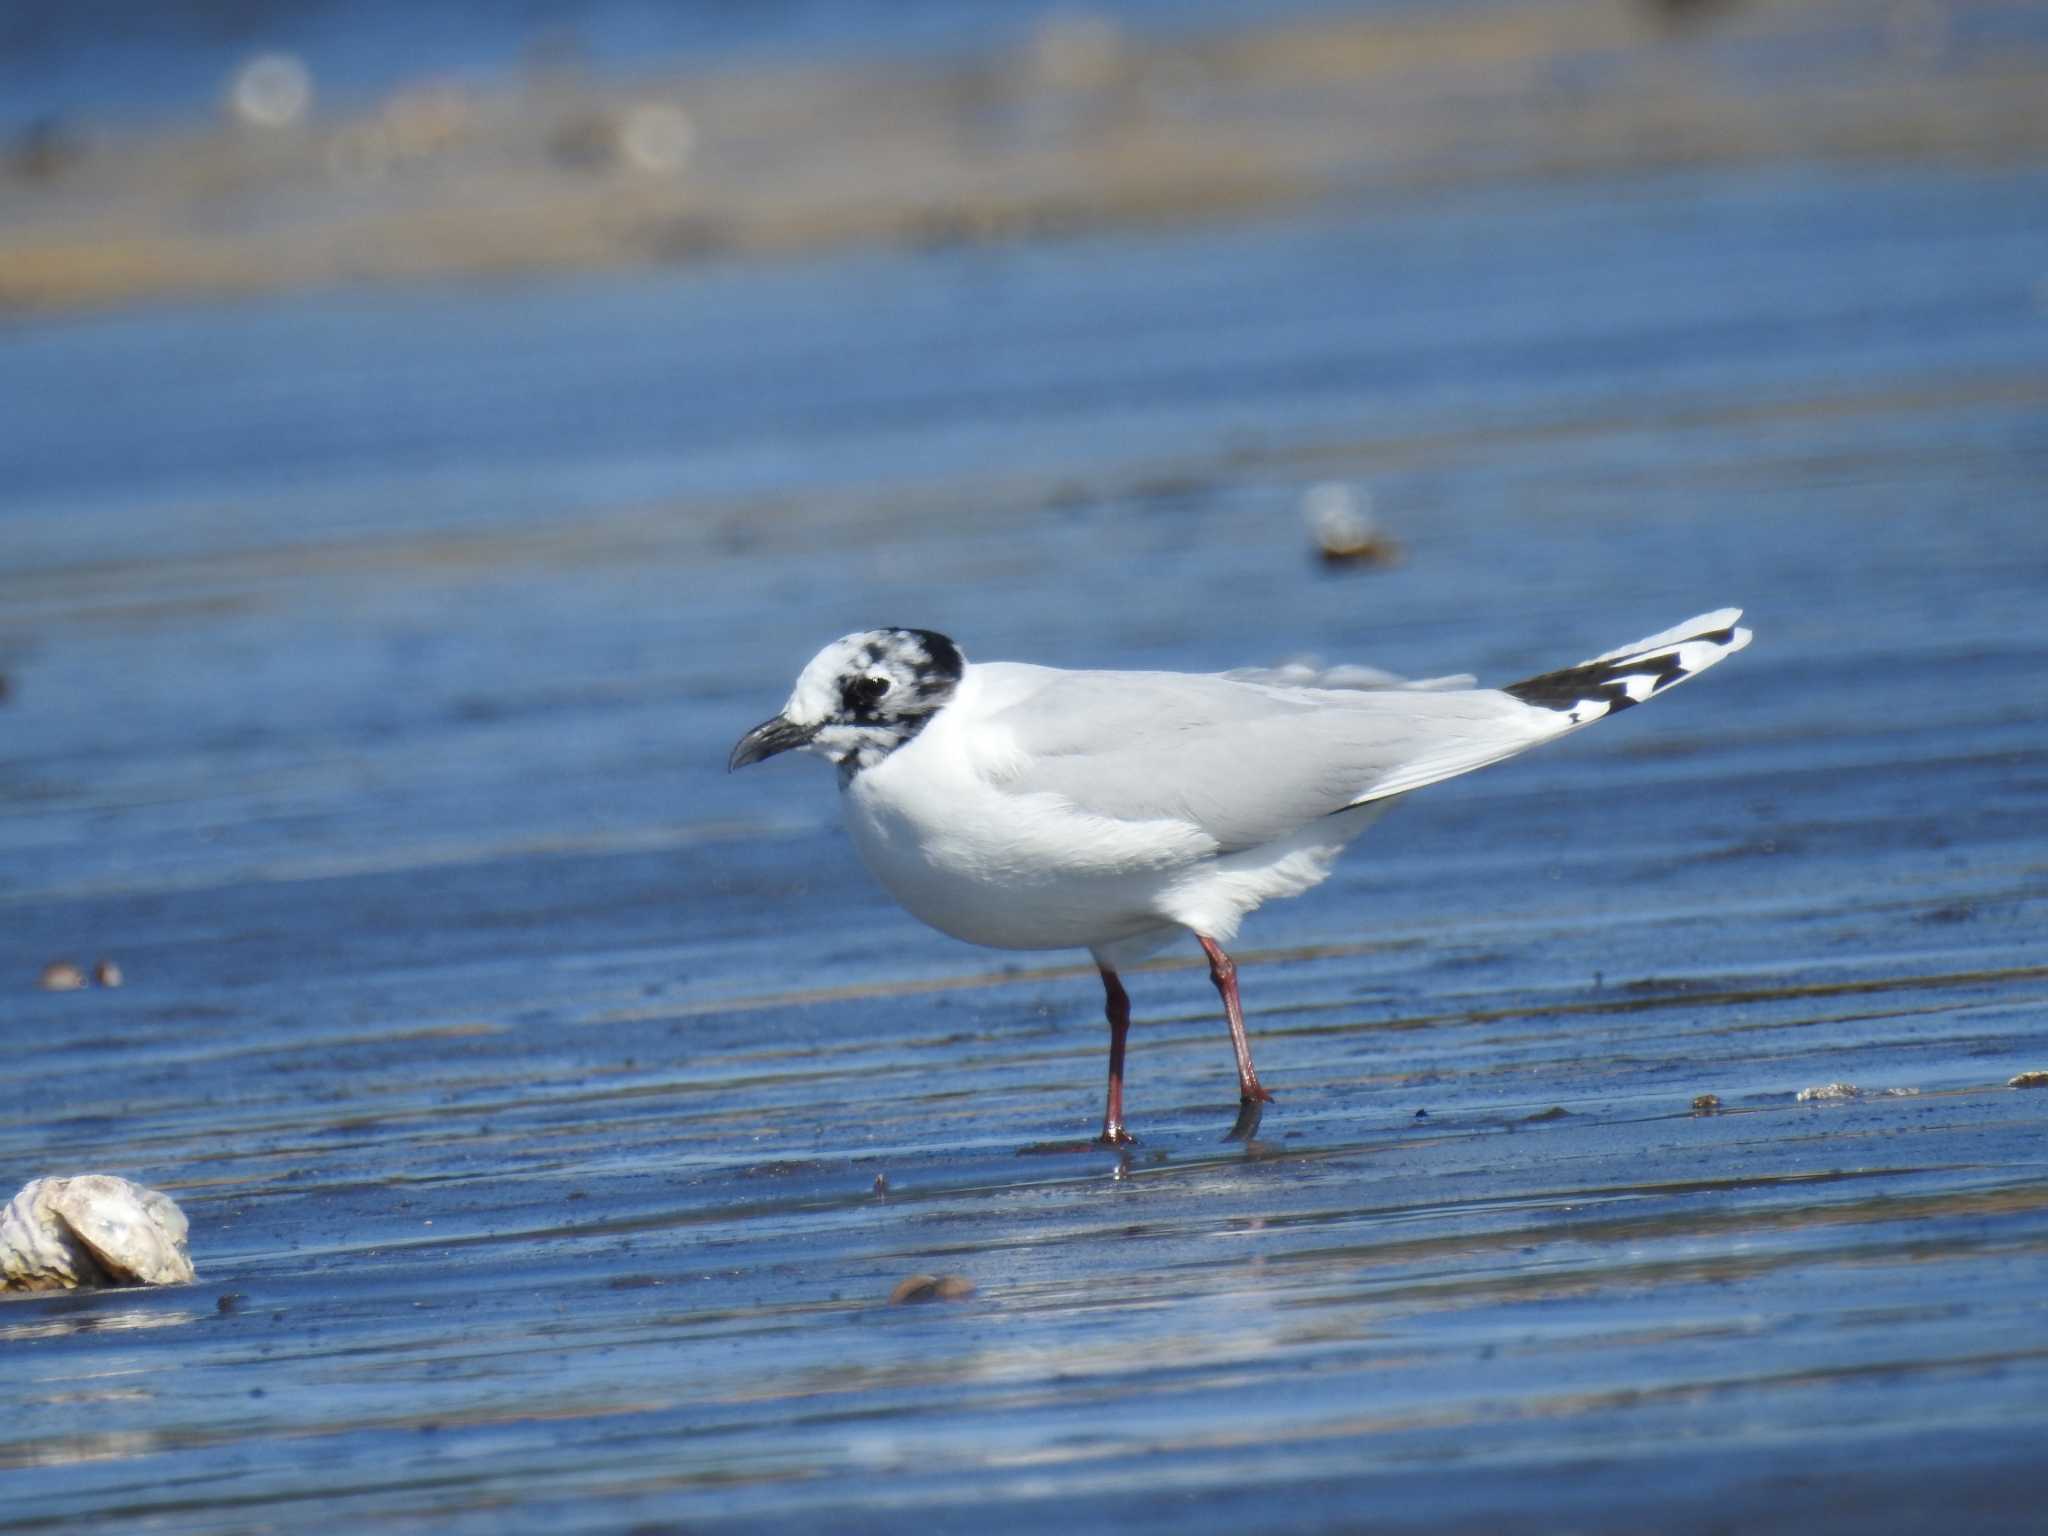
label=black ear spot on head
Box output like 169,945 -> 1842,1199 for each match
900,629 -> 963,684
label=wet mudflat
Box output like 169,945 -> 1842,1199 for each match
4,150 -> 2048,1533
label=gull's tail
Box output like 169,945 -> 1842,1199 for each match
1504,608 -> 1753,729
1325,609 -> 1752,810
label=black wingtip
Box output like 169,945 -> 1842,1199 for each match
1505,615 -> 1750,726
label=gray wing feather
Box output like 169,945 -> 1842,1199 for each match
985,670 -> 1552,853
1219,661 -> 1478,692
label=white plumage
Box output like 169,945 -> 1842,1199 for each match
731,610 -> 1752,1142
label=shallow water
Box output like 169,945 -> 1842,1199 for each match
3,158 -> 2047,1531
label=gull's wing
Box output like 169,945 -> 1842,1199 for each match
978,668 -> 1549,853
975,610 -> 1750,853
1218,661 -> 1476,692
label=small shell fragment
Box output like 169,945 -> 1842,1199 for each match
38,961 -> 87,992
1797,1082 -> 1861,1102
1797,1082 -> 1918,1102
93,959 -> 124,988
2,1176 -> 196,1293
887,1273 -> 975,1305
1303,482 -> 1401,569
2009,1071 -> 2048,1089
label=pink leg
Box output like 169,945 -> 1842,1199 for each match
1197,934 -> 1275,1140
1095,967 -> 1136,1146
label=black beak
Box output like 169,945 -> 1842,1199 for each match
728,713 -> 816,771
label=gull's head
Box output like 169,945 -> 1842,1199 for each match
728,628 -> 965,775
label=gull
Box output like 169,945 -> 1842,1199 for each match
730,610 -> 1751,1143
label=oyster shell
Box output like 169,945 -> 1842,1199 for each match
1,1175 -> 196,1292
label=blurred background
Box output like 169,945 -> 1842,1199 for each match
4,0 -> 2044,907
4,1 -> 2047,1530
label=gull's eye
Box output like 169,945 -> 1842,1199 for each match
847,674 -> 893,709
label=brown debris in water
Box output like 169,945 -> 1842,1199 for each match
888,1273 -> 976,1305
2008,1071 -> 2048,1089
1692,1093 -> 1723,1111
37,959 -> 126,990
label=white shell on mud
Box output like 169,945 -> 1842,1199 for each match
1,1175 -> 196,1293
